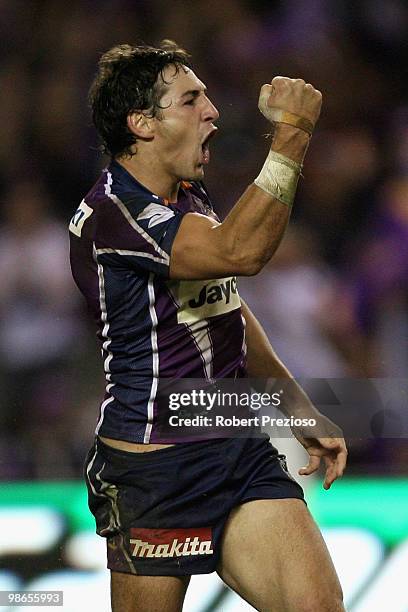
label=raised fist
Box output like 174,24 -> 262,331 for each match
258,77 -> 322,134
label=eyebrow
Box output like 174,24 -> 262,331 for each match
181,87 -> 207,99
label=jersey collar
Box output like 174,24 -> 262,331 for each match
109,160 -> 192,206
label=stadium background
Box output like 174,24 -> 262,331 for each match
0,0 -> 407,610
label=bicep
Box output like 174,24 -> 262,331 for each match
169,212 -> 242,280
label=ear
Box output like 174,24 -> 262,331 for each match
127,112 -> 155,139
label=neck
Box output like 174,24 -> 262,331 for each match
116,154 -> 180,203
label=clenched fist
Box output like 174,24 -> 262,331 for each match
258,77 -> 322,135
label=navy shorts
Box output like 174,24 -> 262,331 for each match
85,435 -> 305,576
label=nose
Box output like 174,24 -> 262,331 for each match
203,96 -> 219,122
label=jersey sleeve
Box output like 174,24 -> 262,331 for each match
95,193 -> 187,277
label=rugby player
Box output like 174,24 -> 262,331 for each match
70,41 -> 347,612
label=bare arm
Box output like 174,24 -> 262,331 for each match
240,299 -> 316,406
170,77 -> 321,280
241,299 -> 348,489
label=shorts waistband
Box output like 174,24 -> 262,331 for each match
95,436 -> 232,466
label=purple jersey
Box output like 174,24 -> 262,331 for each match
69,160 -> 246,443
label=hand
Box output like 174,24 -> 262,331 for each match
292,413 -> 348,490
258,76 -> 322,132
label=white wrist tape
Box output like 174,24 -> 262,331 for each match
254,150 -> 302,207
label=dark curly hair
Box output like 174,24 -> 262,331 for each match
89,40 -> 191,158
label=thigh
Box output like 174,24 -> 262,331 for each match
111,571 -> 190,612
217,499 -> 344,612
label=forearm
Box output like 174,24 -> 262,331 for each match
241,300 -> 319,417
216,125 -> 310,275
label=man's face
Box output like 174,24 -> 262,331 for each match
152,65 -> 219,181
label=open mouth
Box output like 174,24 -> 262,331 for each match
201,128 -> 218,164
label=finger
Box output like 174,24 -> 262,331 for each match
334,447 -> 348,477
322,440 -> 348,475
271,75 -> 289,87
323,452 -> 345,489
258,84 -> 274,114
298,454 -> 320,475
323,463 -> 339,490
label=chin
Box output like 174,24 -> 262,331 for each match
185,166 -> 205,181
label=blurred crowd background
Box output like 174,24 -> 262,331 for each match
0,0 -> 407,479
